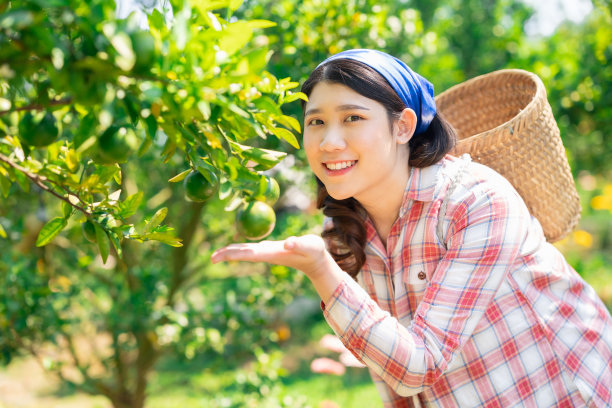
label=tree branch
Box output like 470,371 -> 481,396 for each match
0,97 -> 73,116
0,152 -> 92,216
166,201 -> 204,308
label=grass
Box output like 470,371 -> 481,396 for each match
0,318 -> 380,408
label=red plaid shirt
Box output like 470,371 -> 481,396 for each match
322,155 -> 612,407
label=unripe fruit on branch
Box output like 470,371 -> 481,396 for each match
183,170 -> 219,202
236,201 -> 276,241
18,112 -> 59,147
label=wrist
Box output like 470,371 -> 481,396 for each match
304,248 -> 334,280
307,251 -> 345,304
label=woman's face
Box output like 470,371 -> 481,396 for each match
303,81 -> 412,204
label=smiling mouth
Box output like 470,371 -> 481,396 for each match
324,160 -> 357,170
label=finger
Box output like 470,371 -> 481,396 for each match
211,244 -> 256,263
319,334 -> 347,353
310,357 -> 346,376
339,350 -> 366,368
211,241 -> 288,263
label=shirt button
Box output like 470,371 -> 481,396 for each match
417,271 -> 426,280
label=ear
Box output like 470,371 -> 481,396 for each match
395,108 -> 417,145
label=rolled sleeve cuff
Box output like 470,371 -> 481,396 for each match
322,274 -> 388,341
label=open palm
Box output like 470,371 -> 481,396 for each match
211,234 -> 329,278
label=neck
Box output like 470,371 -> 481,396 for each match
358,167 -> 410,246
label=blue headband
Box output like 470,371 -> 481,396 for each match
317,49 -> 436,135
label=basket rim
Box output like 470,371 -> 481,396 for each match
435,69 -> 548,145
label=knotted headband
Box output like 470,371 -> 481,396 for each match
317,49 -> 436,135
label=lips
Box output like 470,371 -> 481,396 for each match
322,160 -> 357,177
324,160 -> 357,170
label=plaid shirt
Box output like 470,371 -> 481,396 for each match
322,155 -> 612,407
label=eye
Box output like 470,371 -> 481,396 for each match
345,115 -> 363,123
307,118 -> 324,126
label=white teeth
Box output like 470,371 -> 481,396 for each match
326,161 -> 355,170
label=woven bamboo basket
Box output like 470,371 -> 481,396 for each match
435,69 -> 581,242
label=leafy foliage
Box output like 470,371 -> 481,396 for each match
0,1 -> 308,407
0,0 -> 303,255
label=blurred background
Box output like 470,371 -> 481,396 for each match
0,0 -> 610,407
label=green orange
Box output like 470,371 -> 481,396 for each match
130,30 -> 156,73
255,176 -> 280,205
95,126 -> 136,164
236,201 -> 276,240
184,170 -> 219,202
82,220 -> 97,243
18,111 -> 59,147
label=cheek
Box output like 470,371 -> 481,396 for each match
303,134 -> 319,163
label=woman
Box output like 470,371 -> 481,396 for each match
212,49 -> 612,407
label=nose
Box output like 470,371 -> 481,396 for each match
319,125 -> 346,151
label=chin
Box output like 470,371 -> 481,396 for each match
325,189 -> 354,201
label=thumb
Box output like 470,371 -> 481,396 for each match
283,234 -> 325,256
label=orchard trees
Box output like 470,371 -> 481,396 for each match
0,0 -> 305,407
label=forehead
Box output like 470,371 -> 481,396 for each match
305,81 -> 382,111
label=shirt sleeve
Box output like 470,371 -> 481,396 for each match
323,178 -> 531,398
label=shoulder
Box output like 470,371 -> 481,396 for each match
435,154 -> 526,207
433,154 -> 535,240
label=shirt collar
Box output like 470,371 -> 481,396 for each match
399,157 -> 448,218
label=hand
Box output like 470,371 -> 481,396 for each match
211,234 -> 329,280
310,334 -> 367,376
211,234 -> 346,302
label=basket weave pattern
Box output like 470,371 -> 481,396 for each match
435,69 -> 581,242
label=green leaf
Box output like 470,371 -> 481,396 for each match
36,217 -> 67,247
62,202 -> 72,219
149,8 -> 165,30
47,142 -> 59,162
75,124 -> 97,152
143,207 -> 167,234
229,0 -> 244,11
283,92 -> 308,104
168,169 -> 192,183
113,166 -> 122,185
219,179 -> 233,200
108,232 -> 123,259
161,138 -> 176,163
218,22 -> 254,56
123,95 -> 140,125
228,103 -> 250,118
245,46 -> 271,73
14,170 -> 29,193
253,96 -> 282,116
194,1 -> 230,14
271,127 -> 300,149
135,129 -> 151,153
94,223 -> 110,264
65,149 -> 79,173
145,232 -> 183,247
144,115 -> 157,140
0,172 -> 11,198
245,20 -> 277,29
241,147 -> 287,170
0,223 -> 6,239
118,191 -> 143,218
275,115 -> 301,133
109,31 -> 135,71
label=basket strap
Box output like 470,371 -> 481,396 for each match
436,154 -> 472,250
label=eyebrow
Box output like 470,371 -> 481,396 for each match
304,104 -> 370,117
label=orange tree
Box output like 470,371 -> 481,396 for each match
0,0 -> 306,407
